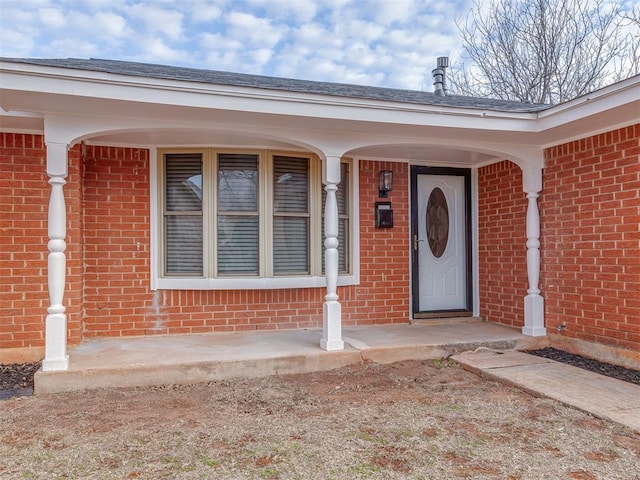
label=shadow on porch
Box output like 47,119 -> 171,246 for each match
35,319 -> 546,395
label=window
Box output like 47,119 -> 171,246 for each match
164,153 -> 203,276
273,155 -> 310,275
217,153 -> 260,275
158,149 -> 353,287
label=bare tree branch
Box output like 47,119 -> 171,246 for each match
449,0 -> 635,104
619,4 -> 640,78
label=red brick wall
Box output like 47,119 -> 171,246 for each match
82,151 -> 410,338
66,145 -> 83,345
0,134 -> 82,352
4,128 -> 637,355
0,133 -> 47,351
540,124 -> 640,351
82,146 -> 153,336
80,145 -> 336,335
477,160 -> 527,327
3,142 -> 412,348
344,160 -> 410,325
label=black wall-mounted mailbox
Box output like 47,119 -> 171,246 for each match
375,202 -> 393,228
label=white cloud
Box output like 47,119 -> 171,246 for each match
0,0 -> 473,90
0,5 -> 35,25
367,0 -> 421,24
244,0 -> 318,22
0,29 -> 36,57
199,32 -> 244,53
204,49 -> 243,71
38,7 -> 66,28
199,28 -> 275,72
290,22 -> 342,49
247,48 -> 273,67
224,11 -> 286,47
46,38 -> 99,58
50,10 -> 126,53
309,58 -> 385,85
94,12 -> 129,39
127,4 -> 185,40
346,20 -> 386,42
191,4 -> 223,23
320,0 -> 352,10
80,0 -> 130,10
138,36 -> 189,62
0,4 -> 39,57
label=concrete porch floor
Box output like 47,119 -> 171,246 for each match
35,320 -> 542,395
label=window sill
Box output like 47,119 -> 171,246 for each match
153,275 -> 358,291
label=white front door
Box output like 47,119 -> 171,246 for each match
411,167 -> 471,316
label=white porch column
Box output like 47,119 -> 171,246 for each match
321,155 -> 344,351
42,142 -> 69,371
522,167 -> 546,336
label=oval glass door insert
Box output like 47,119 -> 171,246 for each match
426,187 -> 449,258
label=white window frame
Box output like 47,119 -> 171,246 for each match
150,147 -> 359,290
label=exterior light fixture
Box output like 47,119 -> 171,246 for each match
378,170 -> 393,198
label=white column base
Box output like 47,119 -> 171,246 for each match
321,301 -> 344,351
522,294 -> 546,336
42,313 -> 69,371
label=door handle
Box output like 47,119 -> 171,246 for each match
413,234 -> 424,251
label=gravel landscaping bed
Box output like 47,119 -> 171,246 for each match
0,362 -> 40,400
525,348 -> 640,386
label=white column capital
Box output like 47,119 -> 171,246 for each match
522,165 -> 542,194
46,142 -> 69,178
322,155 -> 342,185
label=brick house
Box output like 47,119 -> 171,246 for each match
1,58 -> 638,370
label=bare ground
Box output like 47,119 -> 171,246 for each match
1,359 -> 639,480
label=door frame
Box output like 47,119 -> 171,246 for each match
410,166 -> 473,318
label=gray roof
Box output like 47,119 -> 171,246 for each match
1,57 -> 550,113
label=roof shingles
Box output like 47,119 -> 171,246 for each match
1,57 -> 549,113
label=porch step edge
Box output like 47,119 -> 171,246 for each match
34,350 -> 362,395
411,316 -> 483,325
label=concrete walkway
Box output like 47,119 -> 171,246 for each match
34,321 -> 639,434
452,350 -> 640,434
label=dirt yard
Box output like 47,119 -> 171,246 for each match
1,359 -> 639,479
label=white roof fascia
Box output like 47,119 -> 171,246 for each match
0,61 -> 540,134
537,74 -> 640,123
534,75 -> 640,145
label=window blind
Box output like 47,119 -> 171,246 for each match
160,149 -> 350,281
164,154 -> 203,275
273,156 -> 310,275
217,154 -> 259,275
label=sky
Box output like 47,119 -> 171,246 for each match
0,0 -> 475,91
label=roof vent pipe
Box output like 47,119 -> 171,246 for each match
432,56 -> 449,96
